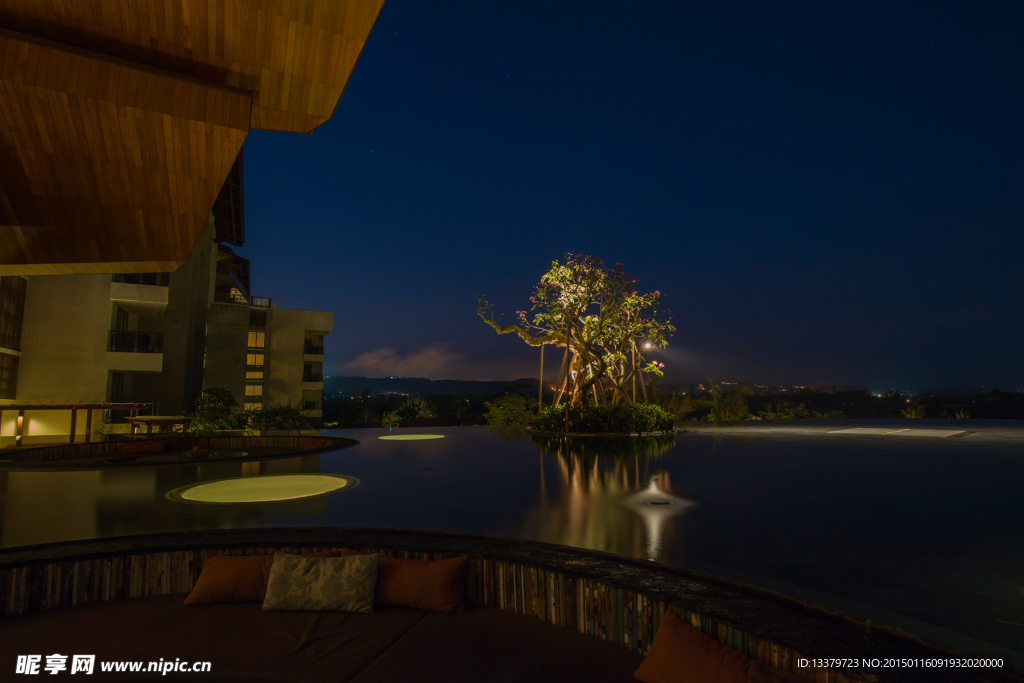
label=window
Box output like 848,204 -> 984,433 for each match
245,384 -> 263,397
248,309 -> 267,328
0,352 -> 18,400
110,372 -> 124,402
244,402 -> 262,410
0,276 -> 26,351
247,330 -> 265,348
246,370 -> 264,379
115,306 -> 129,332
246,353 -> 264,366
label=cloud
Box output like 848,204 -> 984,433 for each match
341,344 -> 536,381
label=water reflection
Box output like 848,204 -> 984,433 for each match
524,435 -> 696,561
0,455 -> 329,547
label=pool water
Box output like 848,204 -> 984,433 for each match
1,423 -> 1022,663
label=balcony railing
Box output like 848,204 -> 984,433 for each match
250,296 -> 271,307
302,401 -> 322,410
112,273 -> 170,286
108,331 -> 163,353
303,373 -> 323,383
213,289 -> 250,305
304,345 -> 324,355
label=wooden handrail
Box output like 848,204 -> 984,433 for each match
0,403 -> 151,410
0,403 -> 153,446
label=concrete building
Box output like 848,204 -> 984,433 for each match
0,156 -> 330,439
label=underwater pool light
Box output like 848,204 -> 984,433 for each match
379,434 -> 445,441
166,473 -> 358,504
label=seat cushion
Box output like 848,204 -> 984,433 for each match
0,594 -> 427,682
633,609 -> 751,683
184,554 -> 275,604
314,549 -> 469,613
350,605 -> 646,683
263,552 -> 379,613
376,554 -> 469,613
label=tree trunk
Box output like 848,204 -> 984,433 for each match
538,344 -> 544,413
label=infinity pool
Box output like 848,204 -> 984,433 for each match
1,423 -> 1021,665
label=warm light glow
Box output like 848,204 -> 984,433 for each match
167,474 -> 357,504
379,434 -> 445,441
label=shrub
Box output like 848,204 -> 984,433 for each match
238,404 -> 313,431
703,378 -> 752,422
757,398 -> 810,422
189,387 -> 238,433
396,395 -> 435,421
380,410 -> 401,428
484,395 -> 536,426
531,403 -> 674,433
901,399 -> 927,419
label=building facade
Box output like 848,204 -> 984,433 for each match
0,156 -> 330,440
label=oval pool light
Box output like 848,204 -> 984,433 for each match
166,474 -> 357,504
379,434 -> 445,441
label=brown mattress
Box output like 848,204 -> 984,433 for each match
0,595 -> 645,682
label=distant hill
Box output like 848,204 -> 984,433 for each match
324,376 -> 545,397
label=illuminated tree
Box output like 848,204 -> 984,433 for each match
478,253 -> 675,406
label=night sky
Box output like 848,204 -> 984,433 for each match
241,1 -> 1023,391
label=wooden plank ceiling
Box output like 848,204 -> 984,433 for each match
0,1 -> 384,275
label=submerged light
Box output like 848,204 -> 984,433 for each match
166,474 -> 357,504
379,434 -> 445,441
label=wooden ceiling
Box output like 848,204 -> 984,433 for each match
0,1 -> 384,275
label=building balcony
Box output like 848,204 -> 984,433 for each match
107,331 -> 163,373
213,289 -> 250,305
303,373 -> 323,383
108,331 -> 163,353
112,273 -> 169,286
110,276 -> 169,316
302,401 -> 322,410
304,345 -> 324,355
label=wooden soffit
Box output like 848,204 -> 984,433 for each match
0,29 -> 251,275
0,1 -> 383,275
0,0 -> 386,135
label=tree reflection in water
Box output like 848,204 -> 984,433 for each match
524,435 -> 696,562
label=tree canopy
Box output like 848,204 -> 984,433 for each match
478,253 -> 674,406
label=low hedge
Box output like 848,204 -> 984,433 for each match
531,403 -> 675,433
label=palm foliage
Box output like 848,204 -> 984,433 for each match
702,378 -> 753,422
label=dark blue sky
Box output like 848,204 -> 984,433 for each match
241,0 -> 1023,391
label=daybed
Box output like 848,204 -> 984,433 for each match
2,596 -> 644,682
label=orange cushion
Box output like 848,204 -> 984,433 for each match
748,662 -> 807,683
768,666 -> 807,683
262,549 -> 468,613
633,609 -> 751,683
184,555 -> 274,605
118,440 -> 166,455
376,555 -> 469,613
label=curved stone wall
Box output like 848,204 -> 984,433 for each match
0,529 -> 1012,683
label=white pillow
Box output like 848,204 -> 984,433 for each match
262,551 -> 379,612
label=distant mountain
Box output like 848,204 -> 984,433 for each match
324,376 -> 545,397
